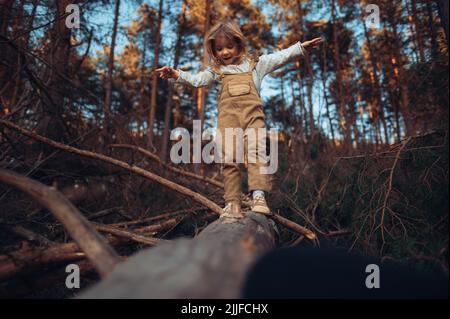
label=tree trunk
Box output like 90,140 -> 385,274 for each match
436,0 -> 449,45
331,0 -> 350,147
296,0 -> 308,135
137,37 -> 147,136
197,0 -> 211,128
37,0 -> 73,142
390,18 -> 412,136
362,19 -> 389,144
80,212 -> 277,298
406,0 -> 422,63
7,0 -> 25,111
427,1 -> 439,59
289,77 -> 297,128
148,0 -> 164,148
296,66 -> 307,138
411,0 -> 427,61
160,0 -> 187,161
0,0 -> 14,37
104,0 -> 121,124
320,45 -> 335,143
280,73 -> 288,125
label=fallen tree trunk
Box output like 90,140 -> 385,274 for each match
80,212 -> 277,299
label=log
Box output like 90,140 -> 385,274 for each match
80,212 -> 277,298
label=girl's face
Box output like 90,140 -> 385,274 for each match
213,35 -> 240,66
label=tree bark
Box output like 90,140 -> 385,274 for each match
104,0 -> 121,123
295,0 -> 311,136
1,119 -> 315,243
0,0 -> 14,37
406,0 -> 423,63
321,44 -> 335,142
427,1 -> 439,59
296,65 -> 307,138
196,0 -> 211,128
362,19 -> 389,144
111,143 -> 224,188
331,0 -> 350,147
0,119 -> 224,215
38,0 -> 73,142
148,0 -> 164,147
0,169 -> 120,279
389,15 -> 412,136
0,219 -> 175,281
160,0 -> 187,161
436,0 -> 449,45
80,212 -> 277,298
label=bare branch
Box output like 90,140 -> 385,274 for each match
0,120 -> 223,215
110,143 -> 224,188
0,168 -> 120,278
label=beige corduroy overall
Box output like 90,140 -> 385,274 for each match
216,59 -> 271,203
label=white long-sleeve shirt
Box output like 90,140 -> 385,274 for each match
174,41 -> 305,94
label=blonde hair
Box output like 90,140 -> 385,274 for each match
204,19 -> 255,73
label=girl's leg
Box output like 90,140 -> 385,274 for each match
217,104 -> 244,217
245,118 -> 271,196
243,109 -> 272,214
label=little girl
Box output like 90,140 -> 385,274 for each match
156,20 -> 322,219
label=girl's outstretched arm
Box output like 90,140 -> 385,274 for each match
155,66 -> 216,88
257,37 -> 323,77
302,37 -> 323,51
155,66 -> 180,80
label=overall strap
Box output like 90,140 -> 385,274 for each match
248,56 -> 259,72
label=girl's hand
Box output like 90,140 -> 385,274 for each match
302,37 -> 324,51
154,66 -> 180,80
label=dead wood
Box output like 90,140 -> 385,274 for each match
80,211 -> 277,298
0,168 -> 120,278
0,120 -> 223,215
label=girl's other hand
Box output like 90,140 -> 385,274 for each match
154,66 -> 179,80
302,37 -> 324,51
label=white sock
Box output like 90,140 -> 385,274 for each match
253,190 -> 265,199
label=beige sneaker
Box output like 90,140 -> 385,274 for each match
220,201 -> 244,219
251,195 -> 271,214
